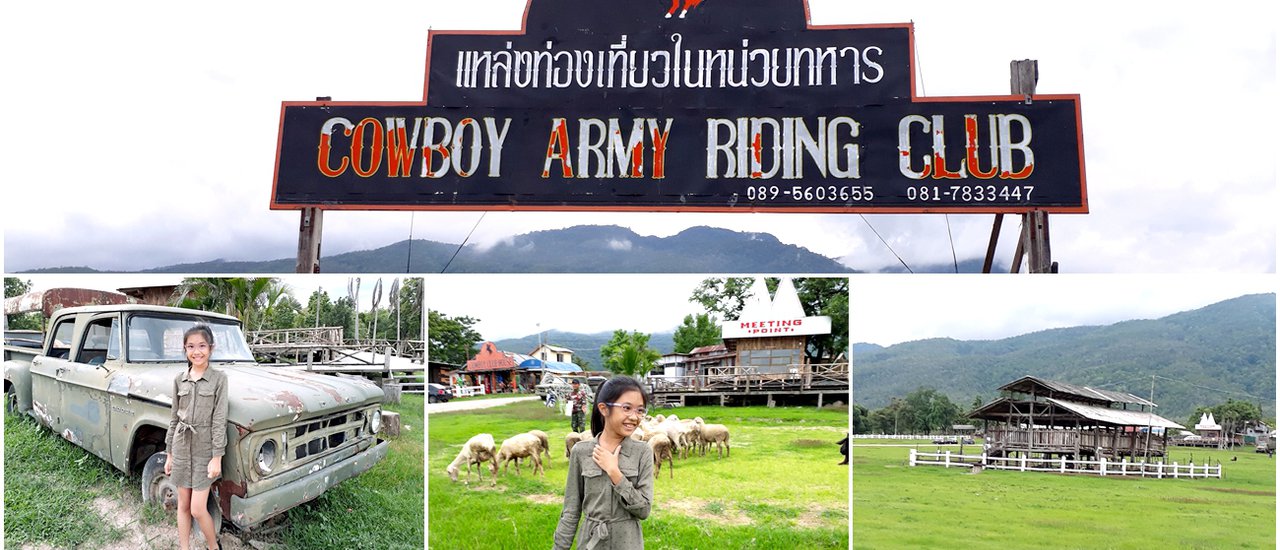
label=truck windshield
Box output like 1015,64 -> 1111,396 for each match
126,315 -> 255,362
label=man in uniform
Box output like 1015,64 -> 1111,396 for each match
568,379 -> 588,433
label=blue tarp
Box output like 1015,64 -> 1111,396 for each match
518,359 -> 582,372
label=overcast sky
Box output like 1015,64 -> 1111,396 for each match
851,274 -> 1276,346
1,0 -> 1275,273
427,274 -> 721,341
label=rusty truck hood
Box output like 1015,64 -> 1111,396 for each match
119,364 -> 383,431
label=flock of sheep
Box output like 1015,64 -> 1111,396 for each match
445,414 -> 732,486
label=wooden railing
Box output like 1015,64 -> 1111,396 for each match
650,362 -> 848,393
910,449 -> 1222,479
248,326 -> 344,348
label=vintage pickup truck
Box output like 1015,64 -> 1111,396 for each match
3,304 -> 390,531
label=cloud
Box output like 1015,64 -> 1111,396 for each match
607,239 -> 633,251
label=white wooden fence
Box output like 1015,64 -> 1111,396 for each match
852,434 -> 937,440
909,449 -> 1222,479
453,385 -> 487,397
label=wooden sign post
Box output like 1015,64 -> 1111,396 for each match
986,59 -> 1057,274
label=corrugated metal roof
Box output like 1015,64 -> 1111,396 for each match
1047,398 -> 1185,429
689,344 -> 728,355
1000,376 -> 1155,407
517,359 -> 582,372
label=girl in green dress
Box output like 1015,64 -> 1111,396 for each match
164,325 -> 229,550
554,376 -> 654,550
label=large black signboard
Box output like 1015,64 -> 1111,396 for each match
272,0 -> 1086,213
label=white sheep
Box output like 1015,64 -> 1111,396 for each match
528,429 -> 552,462
498,432 -> 545,477
445,433 -> 498,486
648,432 -> 675,479
698,423 -> 731,458
565,430 -> 590,457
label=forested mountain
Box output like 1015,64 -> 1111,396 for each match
23,226 -> 854,273
854,294 -> 1276,419
493,330 -> 677,372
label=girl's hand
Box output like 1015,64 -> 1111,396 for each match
592,443 -> 623,483
164,454 -> 173,476
208,457 -> 222,479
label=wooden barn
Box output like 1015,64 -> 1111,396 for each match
970,376 -> 1185,460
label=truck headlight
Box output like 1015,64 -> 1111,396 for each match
370,410 -> 382,433
256,439 -> 277,475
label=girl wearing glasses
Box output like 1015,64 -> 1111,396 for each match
554,376 -> 654,550
164,324 -> 229,550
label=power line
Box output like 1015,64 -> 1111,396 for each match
405,212 -> 416,273
1152,376 -> 1269,401
944,215 -> 958,273
859,215 -> 912,273
441,212 -> 486,273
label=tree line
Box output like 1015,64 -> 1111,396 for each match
4,277 -> 423,343
853,386 -> 1272,437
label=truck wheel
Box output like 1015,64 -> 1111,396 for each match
141,452 -> 222,533
4,387 -> 17,414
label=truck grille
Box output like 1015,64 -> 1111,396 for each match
290,411 -> 364,461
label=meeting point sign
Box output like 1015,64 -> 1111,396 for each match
271,0 -> 1086,213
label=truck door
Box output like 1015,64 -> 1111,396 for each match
28,315 -> 78,430
53,314 -> 120,462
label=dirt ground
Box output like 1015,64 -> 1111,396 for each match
17,490 -> 277,550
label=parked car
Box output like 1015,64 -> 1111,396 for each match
3,304 -> 389,532
427,383 -> 453,403
534,372 -> 587,397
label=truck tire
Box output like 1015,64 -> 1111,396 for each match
4,387 -> 16,414
142,451 -> 222,533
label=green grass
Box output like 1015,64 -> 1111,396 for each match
3,396 -> 425,550
446,392 -> 538,402
852,440 -> 1276,549
3,411 -> 133,548
428,402 -> 849,549
282,394 -> 425,550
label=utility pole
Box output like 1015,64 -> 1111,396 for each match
1143,375 -> 1155,459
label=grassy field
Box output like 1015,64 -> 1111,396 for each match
852,440 -> 1276,549
3,395 -> 425,550
3,408 -> 135,548
280,394 -> 425,549
428,401 -> 849,549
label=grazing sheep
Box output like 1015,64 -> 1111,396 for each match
498,433 -> 545,477
648,433 -> 675,479
528,429 -> 552,462
446,433 -> 498,486
565,430 -> 590,457
698,423 -> 731,458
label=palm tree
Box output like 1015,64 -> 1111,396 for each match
173,278 -> 290,331
608,342 -> 661,378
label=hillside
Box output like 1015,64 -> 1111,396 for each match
20,225 -> 855,274
854,294 -> 1277,420
493,330 -> 677,372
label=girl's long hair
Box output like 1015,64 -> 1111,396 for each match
183,324 -> 216,368
590,376 -> 651,437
